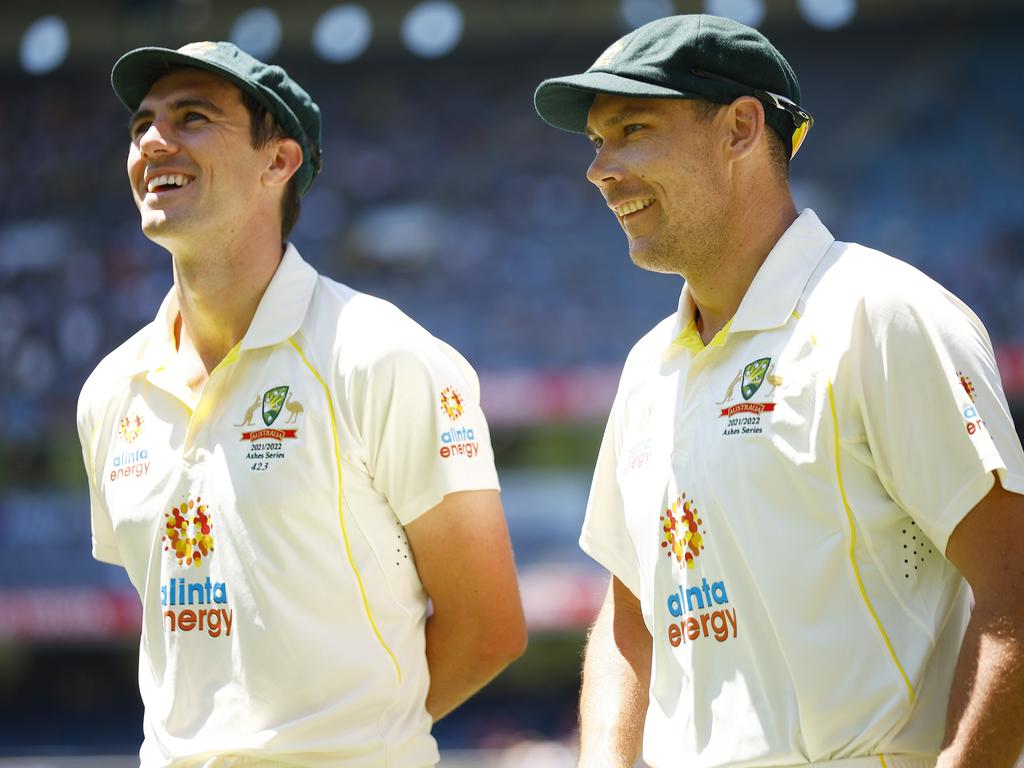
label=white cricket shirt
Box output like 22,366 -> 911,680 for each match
77,245 -> 499,767
582,210 -> 1024,768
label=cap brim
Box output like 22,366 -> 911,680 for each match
112,47 -> 263,112
534,72 -> 696,133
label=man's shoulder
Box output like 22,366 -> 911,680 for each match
308,275 -> 470,377
809,239 -> 974,327
77,322 -> 156,424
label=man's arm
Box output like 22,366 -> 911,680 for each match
939,475 -> 1024,768
404,489 -> 527,721
578,575 -> 652,768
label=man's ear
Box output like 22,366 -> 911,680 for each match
724,96 -> 765,163
264,137 -> 303,189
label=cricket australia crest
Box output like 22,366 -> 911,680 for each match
238,387 -> 304,470
262,386 -> 289,426
741,358 -> 771,400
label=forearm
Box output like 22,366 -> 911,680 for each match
578,581 -> 652,768
938,602 -> 1024,768
422,609 -> 525,721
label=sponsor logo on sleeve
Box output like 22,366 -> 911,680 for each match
957,371 -> 986,435
438,386 -> 479,459
160,496 -> 233,639
958,370 -> 976,402
109,412 -> 150,482
659,494 -> 739,647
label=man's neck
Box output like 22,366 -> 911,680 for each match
690,198 -> 797,345
170,237 -> 285,392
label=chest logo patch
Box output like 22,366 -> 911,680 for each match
238,386 -> 303,442
718,357 -> 780,435
239,386 -> 305,471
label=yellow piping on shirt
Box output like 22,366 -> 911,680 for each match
796,307 -> 914,707
289,337 -> 402,682
879,756 -> 889,767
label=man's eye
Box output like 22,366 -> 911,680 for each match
131,121 -> 151,140
588,136 -> 603,151
184,111 -> 206,123
623,123 -> 644,136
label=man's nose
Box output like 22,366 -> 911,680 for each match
586,145 -> 624,189
138,121 -> 177,156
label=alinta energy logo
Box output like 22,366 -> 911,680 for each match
109,411 -> 150,482
160,496 -> 233,639
659,494 -> 739,648
438,386 -> 479,459
957,370 -> 986,436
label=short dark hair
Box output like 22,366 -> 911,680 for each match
692,98 -> 790,179
240,91 -> 301,239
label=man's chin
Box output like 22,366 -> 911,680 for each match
628,240 -> 677,275
140,215 -> 184,248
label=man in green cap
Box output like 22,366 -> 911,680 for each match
77,41 -> 526,766
535,14 -> 1024,768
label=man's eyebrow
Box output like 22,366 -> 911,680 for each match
129,97 -> 227,133
585,106 -> 660,136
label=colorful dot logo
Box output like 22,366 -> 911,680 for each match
957,371 -> 976,403
119,413 -> 144,443
440,386 -> 465,421
660,494 -> 706,569
162,497 -> 214,567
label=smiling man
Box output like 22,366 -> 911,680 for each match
76,42 -> 526,767
534,14 -> 1024,768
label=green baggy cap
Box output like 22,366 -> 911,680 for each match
112,41 -> 323,196
534,14 -> 812,158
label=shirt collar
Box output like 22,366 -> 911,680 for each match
668,209 -> 834,351
128,243 -> 318,375
729,209 -> 834,333
239,243 -> 318,351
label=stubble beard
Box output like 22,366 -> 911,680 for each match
626,205 -> 725,281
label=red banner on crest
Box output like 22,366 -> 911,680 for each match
240,428 -> 298,441
719,402 -> 775,418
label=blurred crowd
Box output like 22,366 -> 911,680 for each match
1,17 -> 1023,458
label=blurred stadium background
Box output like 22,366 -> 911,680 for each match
1,0 -> 1023,765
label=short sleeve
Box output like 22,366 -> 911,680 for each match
855,283 -> 1024,554
354,338 -> 499,525
76,385 -> 121,566
580,398 -> 643,598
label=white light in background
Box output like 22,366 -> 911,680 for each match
797,0 -> 857,30
313,4 -> 373,62
401,1 -> 464,59
230,7 -> 283,60
705,0 -> 765,28
20,16 -> 70,75
619,0 -> 674,30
